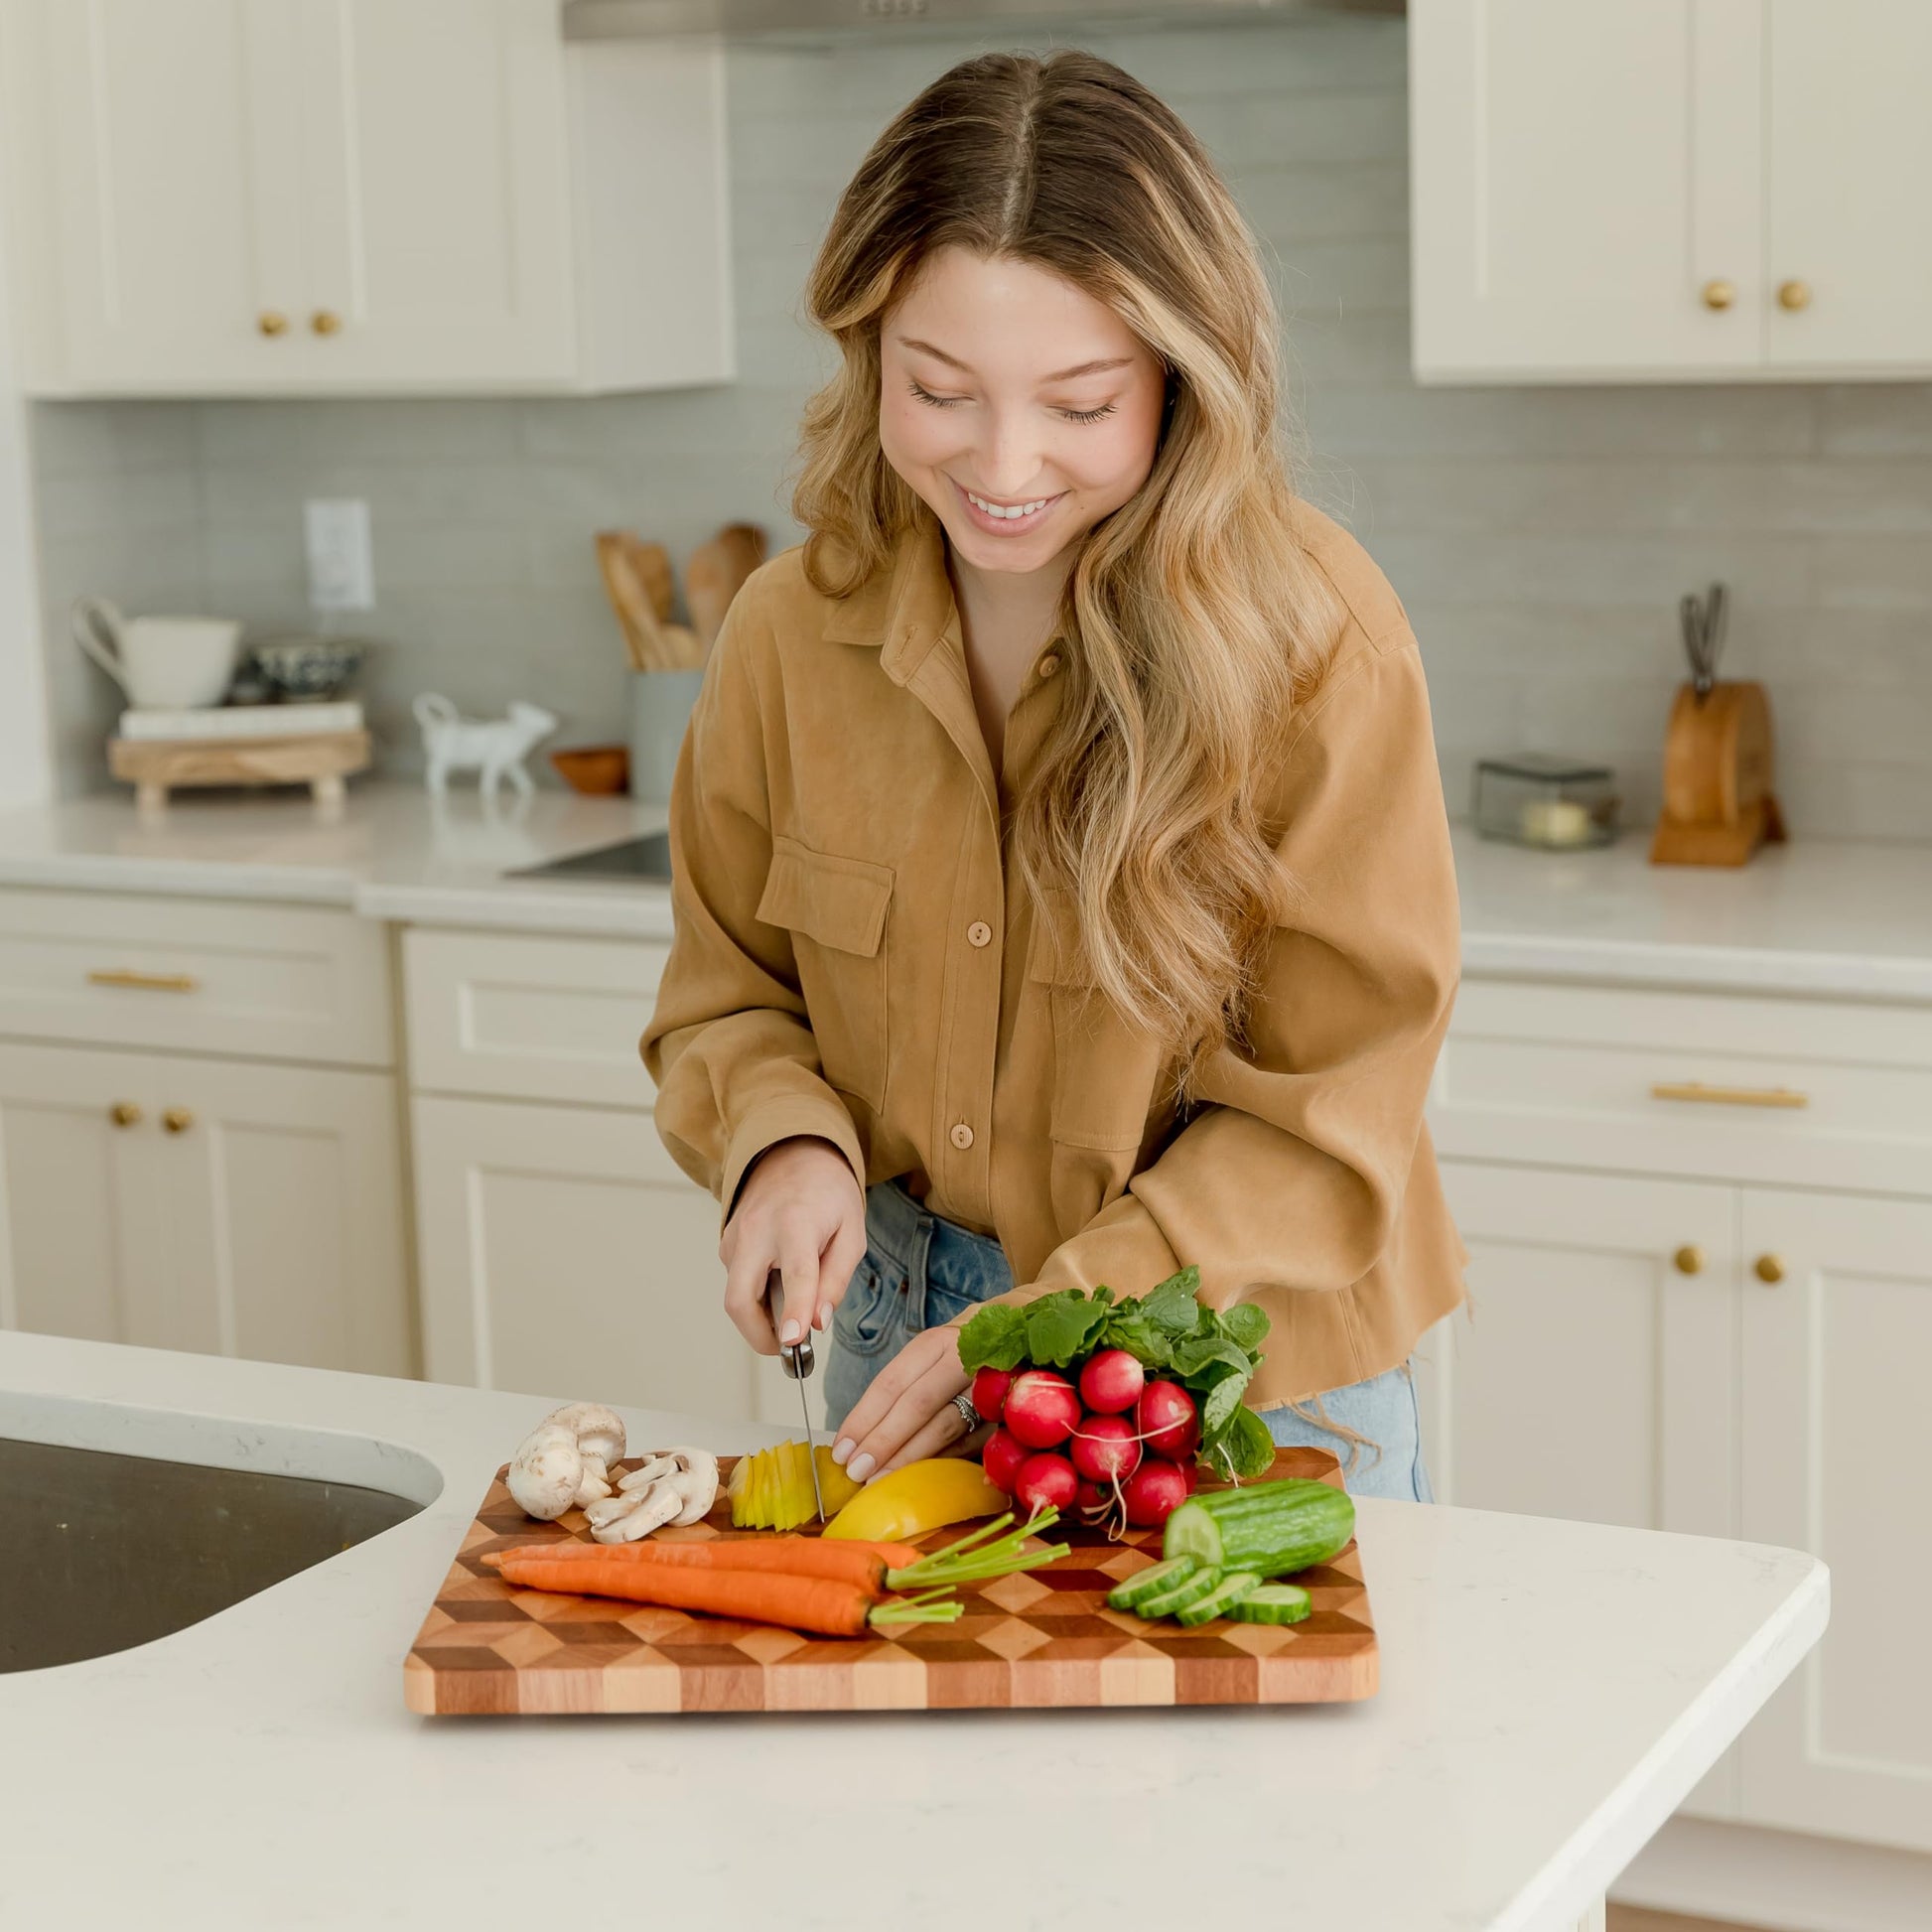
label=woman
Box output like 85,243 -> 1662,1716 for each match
642,50 -> 1466,1503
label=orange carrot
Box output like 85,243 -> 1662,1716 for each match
494,1554 -> 901,1636
483,1537 -> 891,1591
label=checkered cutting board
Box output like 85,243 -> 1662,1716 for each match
404,1446 -> 1376,1715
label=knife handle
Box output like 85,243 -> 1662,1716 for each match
761,1269 -> 815,1380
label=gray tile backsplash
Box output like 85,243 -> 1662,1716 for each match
26,14 -> 1932,837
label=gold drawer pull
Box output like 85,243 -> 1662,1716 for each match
1651,1081 -> 1809,1110
162,1108 -> 195,1136
109,1101 -> 142,1129
87,968 -> 200,995
1673,1244 -> 1705,1276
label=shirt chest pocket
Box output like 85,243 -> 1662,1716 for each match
1026,889 -> 1166,1151
757,836 -> 895,1112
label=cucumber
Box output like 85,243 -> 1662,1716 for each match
1105,1555 -> 1198,1613
1161,1477 -> 1354,1580
1228,1583 -> 1311,1625
1174,1572 -> 1262,1627
1134,1564 -> 1226,1619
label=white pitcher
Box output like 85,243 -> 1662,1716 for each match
71,597 -> 241,711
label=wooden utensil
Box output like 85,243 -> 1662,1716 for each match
1650,584 -> 1784,867
624,539 -> 676,626
594,531 -> 662,670
684,522 -> 767,650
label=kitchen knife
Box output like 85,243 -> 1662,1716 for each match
762,1269 -> 826,1523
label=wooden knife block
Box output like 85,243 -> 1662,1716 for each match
1649,680 -> 1785,867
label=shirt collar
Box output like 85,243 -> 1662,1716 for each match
821,510 -> 955,685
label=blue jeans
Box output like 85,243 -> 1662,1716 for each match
825,1177 -> 1436,1502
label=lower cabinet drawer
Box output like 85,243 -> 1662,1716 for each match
1433,981 -> 1932,1194
403,926 -> 666,1108
0,888 -> 391,1067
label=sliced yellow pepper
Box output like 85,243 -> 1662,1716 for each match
729,1441 -> 863,1530
822,1456 -> 1005,1544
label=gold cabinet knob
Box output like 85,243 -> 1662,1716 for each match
1754,1253 -> 1786,1284
1673,1244 -> 1705,1276
162,1107 -> 195,1136
109,1101 -> 142,1129
311,309 -> 342,337
1701,279 -> 1736,312
258,310 -> 289,337
1777,279 -> 1812,312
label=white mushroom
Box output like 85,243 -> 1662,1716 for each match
504,1401 -> 629,1520
661,1448 -> 721,1526
587,1483 -> 683,1544
617,1454 -> 678,1493
505,1422 -> 583,1521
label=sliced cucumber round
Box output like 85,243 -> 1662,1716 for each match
1105,1555 -> 1198,1614
1228,1583 -> 1311,1625
1174,1571 -> 1263,1627
1136,1563 -> 1227,1619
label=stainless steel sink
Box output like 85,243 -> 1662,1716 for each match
1,1437 -> 424,1673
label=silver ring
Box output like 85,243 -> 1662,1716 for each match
951,1392 -> 981,1433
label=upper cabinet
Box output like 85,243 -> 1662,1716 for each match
1410,0 -> 1932,383
0,0 -> 734,396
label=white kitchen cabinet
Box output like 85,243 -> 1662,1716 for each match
1419,1162 -> 1736,1538
0,1036 -> 411,1375
1736,1187 -> 1932,1853
1420,974 -> 1932,1852
0,1039 -> 169,1348
1411,0 -> 1932,381
412,1092 -> 795,1429
0,0 -> 733,396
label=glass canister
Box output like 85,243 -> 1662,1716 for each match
1472,754 -> 1620,849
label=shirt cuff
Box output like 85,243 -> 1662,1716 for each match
718,1093 -> 867,1233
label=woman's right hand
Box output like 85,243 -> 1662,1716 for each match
720,1137 -> 868,1355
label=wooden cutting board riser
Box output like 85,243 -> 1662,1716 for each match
405,1447 -> 1377,1716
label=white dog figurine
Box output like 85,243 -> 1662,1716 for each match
413,694 -> 558,802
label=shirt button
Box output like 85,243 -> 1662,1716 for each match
949,1121 -> 975,1151
1037,651 -> 1060,677
966,919 -> 993,948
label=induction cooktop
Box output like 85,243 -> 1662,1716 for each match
507,831 -> 674,883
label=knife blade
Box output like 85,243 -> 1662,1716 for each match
762,1268 -> 826,1524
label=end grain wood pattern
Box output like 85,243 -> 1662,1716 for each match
404,1447 -> 1377,1716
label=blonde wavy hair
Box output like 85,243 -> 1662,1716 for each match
793,50 -> 1336,1097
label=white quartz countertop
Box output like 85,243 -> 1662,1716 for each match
0,782 -> 1928,998
0,1331 -> 1826,1932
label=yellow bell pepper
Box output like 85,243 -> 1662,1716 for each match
822,1456 -> 1005,1543
729,1442 -> 862,1529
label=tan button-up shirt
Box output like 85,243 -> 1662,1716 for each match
641,505 -> 1469,1407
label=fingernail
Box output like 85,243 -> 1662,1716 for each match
780,1319 -> 800,1344
847,1452 -> 875,1483
831,1438 -> 855,1465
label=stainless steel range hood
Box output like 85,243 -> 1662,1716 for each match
565,1 -> 1398,42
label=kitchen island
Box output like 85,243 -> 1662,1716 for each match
0,1329 -> 1827,1932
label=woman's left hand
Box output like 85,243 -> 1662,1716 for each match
831,1319 -> 982,1483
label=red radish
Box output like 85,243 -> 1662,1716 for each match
1136,1380 -> 1200,1462
1121,1458 -> 1189,1527
970,1366 -> 1013,1424
1013,1452 -> 1078,1517
1069,1412 -> 1143,1484
1003,1369 -> 1080,1449
1078,1348 -> 1146,1416
1074,1478 -> 1111,1516
981,1426 -> 1029,1495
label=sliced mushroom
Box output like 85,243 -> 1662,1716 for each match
505,1422 -> 583,1521
617,1454 -> 678,1493
660,1448 -> 720,1526
588,1483 -> 683,1544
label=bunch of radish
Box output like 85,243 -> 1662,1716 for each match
971,1349 -> 1204,1532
